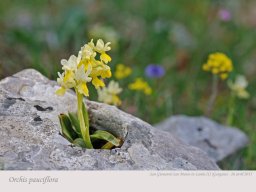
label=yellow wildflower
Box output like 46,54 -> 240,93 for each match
97,80 -> 122,106
202,52 -> 233,80
56,39 -> 112,96
228,75 -> 250,99
129,78 -> 152,95
114,64 -> 132,80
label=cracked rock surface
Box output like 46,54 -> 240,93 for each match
0,69 -> 219,170
155,115 -> 249,162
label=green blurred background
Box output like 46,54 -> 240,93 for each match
0,0 -> 255,169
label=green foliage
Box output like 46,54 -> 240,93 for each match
73,138 -> 86,148
68,112 -> 81,135
59,114 -> 78,142
58,104 -> 121,149
90,130 -> 122,148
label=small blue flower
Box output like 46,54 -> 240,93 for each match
145,64 -> 165,78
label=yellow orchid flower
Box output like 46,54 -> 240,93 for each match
56,39 -> 114,149
56,39 -> 112,95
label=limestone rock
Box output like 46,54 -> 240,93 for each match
0,69 -> 219,170
155,115 -> 249,162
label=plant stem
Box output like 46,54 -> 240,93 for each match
206,75 -> 218,117
76,89 -> 93,149
227,93 -> 236,126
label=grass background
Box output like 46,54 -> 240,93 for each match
0,0 -> 255,169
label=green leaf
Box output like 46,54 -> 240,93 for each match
90,130 -> 121,147
68,112 -> 81,135
58,114 -> 78,142
101,142 -> 115,149
73,138 -> 86,148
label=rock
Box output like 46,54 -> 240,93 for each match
0,69 -> 219,170
155,115 -> 249,162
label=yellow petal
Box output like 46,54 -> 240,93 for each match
124,67 -> 132,76
115,65 -> 132,79
112,95 -> 122,106
92,76 -> 105,89
212,68 -> 219,74
237,89 -> 250,99
114,71 -> 122,79
100,53 -> 111,63
55,87 -> 66,96
101,69 -> 112,78
63,70 -> 74,83
77,83 -> 89,97
202,64 -> 209,71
